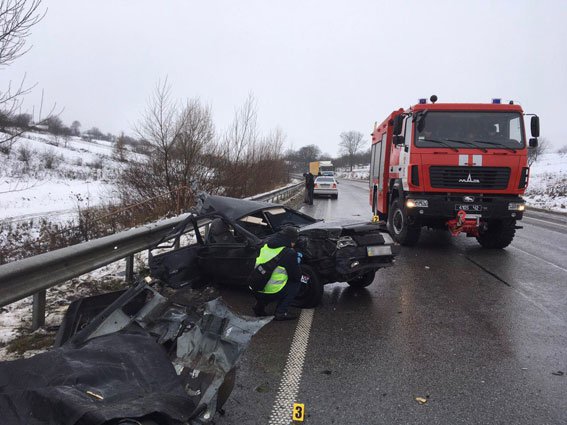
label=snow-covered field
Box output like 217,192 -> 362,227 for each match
336,154 -> 567,213
524,153 -> 567,212
0,131 -> 141,222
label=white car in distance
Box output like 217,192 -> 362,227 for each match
314,176 -> 339,199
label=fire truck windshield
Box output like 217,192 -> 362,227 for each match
414,111 -> 525,149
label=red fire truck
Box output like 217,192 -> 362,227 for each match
369,95 -> 540,248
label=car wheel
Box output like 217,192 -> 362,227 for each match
347,270 -> 376,288
332,194 -> 338,199
293,264 -> 323,308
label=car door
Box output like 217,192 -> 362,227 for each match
198,218 -> 260,286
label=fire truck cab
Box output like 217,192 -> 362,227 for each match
370,96 -> 540,248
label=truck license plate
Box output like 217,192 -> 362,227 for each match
455,204 -> 482,212
367,245 -> 392,256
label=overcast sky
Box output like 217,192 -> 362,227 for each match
3,0 -> 567,156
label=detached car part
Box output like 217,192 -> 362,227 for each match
0,282 -> 271,425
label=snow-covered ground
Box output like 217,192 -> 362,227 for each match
524,153 -> 567,212
0,131 -> 142,222
336,154 -> 567,213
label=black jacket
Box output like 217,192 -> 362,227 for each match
266,233 -> 302,283
306,173 -> 315,190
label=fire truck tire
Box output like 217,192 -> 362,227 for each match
476,220 -> 516,249
388,198 -> 421,246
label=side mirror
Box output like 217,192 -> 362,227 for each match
530,116 -> 540,138
392,115 -> 404,135
393,135 -> 405,146
529,138 -> 538,148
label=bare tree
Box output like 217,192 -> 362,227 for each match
339,131 -> 365,171
0,0 -> 45,111
1,0 -> 49,145
70,120 -> 81,136
217,94 -> 287,197
113,133 -> 128,162
528,137 -> 549,167
297,144 -> 321,164
119,80 -> 217,215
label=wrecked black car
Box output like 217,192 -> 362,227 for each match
149,194 -> 400,307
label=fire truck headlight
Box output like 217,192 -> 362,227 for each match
508,202 -> 525,211
406,199 -> 428,208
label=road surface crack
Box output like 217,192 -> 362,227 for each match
465,256 -> 511,287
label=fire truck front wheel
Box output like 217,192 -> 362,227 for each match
388,198 -> 421,246
476,220 -> 516,249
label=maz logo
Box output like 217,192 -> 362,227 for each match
459,173 -> 480,183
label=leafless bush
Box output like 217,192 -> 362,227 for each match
87,158 -> 103,169
17,145 -> 31,162
528,137 -> 549,167
0,142 -> 11,155
0,218 -> 83,265
41,149 -> 59,169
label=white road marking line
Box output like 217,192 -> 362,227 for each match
325,197 -> 332,220
523,215 -> 567,229
268,308 -> 314,425
509,245 -> 567,273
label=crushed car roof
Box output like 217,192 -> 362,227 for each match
196,193 -> 284,221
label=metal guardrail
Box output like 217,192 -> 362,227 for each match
0,182 -> 304,329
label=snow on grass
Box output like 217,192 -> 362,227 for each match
524,152 -> 567,212
0,131 -> 142,222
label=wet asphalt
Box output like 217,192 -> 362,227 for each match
216,179 -> 567,425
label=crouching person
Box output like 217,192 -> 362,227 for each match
250,226 -> 302,321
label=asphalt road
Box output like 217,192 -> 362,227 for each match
217,179 -> 567,425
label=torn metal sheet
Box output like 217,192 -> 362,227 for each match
0,282 -> 271,425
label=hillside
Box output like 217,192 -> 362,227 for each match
0,131 -> 142,223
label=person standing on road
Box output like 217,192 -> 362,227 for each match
306,172 -> 315,205
251,226 -> 302,321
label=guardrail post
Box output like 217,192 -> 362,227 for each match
32,290 -> 46,330
125,254 -> 134,284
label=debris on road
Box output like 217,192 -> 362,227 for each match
551,371 -> 564,376
0,281 -> 271,424
415,396 -> 428,405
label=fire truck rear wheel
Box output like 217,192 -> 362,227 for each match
388,198 -> 421,246
476,220 -> 516,249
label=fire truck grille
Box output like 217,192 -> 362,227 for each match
429,166 -> 510,189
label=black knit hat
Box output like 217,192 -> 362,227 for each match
280,226 -> 299,242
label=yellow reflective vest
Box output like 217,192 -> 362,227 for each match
254,244 -> 288,294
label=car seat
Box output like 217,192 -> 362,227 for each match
208,218 -> 237,244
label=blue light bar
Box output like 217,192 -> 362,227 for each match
492,98 -> 501,104
419,98 -> 427,104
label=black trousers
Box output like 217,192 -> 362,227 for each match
253,279 -> 301,315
